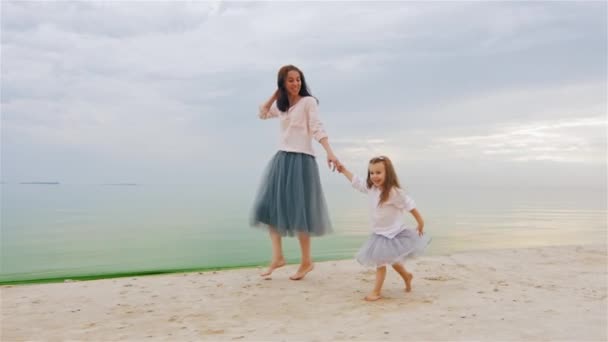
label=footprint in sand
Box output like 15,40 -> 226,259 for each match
204,329 -> 225,335
423,275 -> 455,281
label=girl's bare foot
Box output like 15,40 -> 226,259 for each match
404,272 -> 413,292
260,259 -> 286,277
364,292 -> 382,301
289,263 -> 314,280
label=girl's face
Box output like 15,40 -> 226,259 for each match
368,162 -> 386,188
284,70 -> 302,97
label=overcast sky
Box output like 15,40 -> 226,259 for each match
1,1 -> 606,188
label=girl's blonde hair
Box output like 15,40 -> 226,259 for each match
366,156 -> 401,205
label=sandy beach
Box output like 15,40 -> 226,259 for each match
2,244 -> 606,341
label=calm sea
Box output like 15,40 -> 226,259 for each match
1,183 -> 606,283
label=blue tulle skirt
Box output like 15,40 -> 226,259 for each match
356,229 -> 431,267
251,151 -> 333,237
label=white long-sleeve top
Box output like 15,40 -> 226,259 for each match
351,174 -> 417,238
258,96 -> 328,156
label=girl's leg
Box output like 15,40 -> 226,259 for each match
365,266 -> 387,301
391,263 -> 413,292
260,227 -> 286,276
289,232 -> 314,280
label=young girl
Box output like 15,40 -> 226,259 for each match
337,156 -> 429,301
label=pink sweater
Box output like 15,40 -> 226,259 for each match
258,96 -> 328,156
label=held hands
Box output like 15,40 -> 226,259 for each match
335,162 -> 353,182
327,153 -> 342,172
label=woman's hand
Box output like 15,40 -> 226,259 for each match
416,225 -> 424,237
327,153 -> 341,172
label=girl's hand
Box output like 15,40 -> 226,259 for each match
336,163 -> 353,181
327,153 -> 341,172
416,225 -> 424,236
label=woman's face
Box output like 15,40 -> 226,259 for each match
284,70 -> 302,97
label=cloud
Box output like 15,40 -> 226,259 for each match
330,78 -> 606,166
435,116 -> 606,163
334,113 -> 605,166
1,1 -> 222,38
1,1 -> 606,185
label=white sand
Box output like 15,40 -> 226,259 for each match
2,244 -> 606,341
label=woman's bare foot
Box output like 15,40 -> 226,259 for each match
404,272 -> 413,292
364,292 -> 382,301
260,259 -> 286,277
289,263 -> 314,280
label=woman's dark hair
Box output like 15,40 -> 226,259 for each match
276,65 -> 317,112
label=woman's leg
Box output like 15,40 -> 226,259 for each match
365,266 -> 387,301
260,227 -> 286,276
289,232 -> 314,280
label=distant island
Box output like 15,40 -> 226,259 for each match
102,183 -> 138,186
20,182 -> 60,185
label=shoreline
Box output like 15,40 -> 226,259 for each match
2,242 -> 604,285
2,244 -> 606,341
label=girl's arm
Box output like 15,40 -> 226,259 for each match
409,208 -> 425,236
394,191 -> 423,236
337,164 -> 353,182
338,165 -> 368,194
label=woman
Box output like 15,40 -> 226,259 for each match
252,65 -> 341,280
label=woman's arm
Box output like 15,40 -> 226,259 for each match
318,137 -> 340,171
306,99 -> 339,170
258,89 -> 280,119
